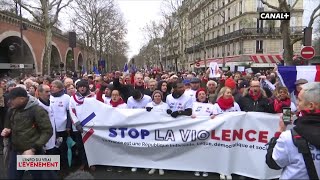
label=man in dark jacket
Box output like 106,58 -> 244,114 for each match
265,82 -> 320,179
238,80 -> 274,113
113,71 -> 151,102
1,87 -> 53,179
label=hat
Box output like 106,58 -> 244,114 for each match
195,88 -> 206,100
8,87 -> 28,100
190,77 -> 200,83
183,79 -> 191,85
225,78 -> 236,89
295,79 -> 308,85
151,90 -> 163,100
76,80 -> 89,89
239,81 -> 249,89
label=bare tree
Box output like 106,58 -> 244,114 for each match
71,0 -> 128,72
261,0 -> 320,65
14,0 -> 72,75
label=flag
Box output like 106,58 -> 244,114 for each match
123,63 -> 129,73
93,66 -> 99,75
277,65 -> 320,93
81,65 -> 87,74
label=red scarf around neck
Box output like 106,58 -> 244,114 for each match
110,98 -> 125,107
217,97 -> 234,110
274,98 -> 291,113
249,90 -> 261,101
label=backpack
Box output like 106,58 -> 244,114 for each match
291,129 -> 319,180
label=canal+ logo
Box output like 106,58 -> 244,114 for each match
259,12 -> 290,20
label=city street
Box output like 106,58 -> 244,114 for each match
0,155 -> 220,179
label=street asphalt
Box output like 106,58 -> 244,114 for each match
0,155 -> 221,179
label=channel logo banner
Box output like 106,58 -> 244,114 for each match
17,155 -> 60,170
76,98 -> 281,179
259,12 -> 290,20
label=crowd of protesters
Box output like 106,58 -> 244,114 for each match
0,66 -> 318,179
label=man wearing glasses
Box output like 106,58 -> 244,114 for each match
238,80 -> 274,113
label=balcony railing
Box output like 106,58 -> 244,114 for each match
185,26 -> 304,53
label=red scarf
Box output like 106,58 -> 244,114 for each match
274,98 -> 291,113
300,109 -> 320,117
110,98 -> 125,107
249,90 -> 261,101
217,97 -> 234,110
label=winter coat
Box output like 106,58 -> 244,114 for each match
4,95 -> 53,153
238,88 -> 275,113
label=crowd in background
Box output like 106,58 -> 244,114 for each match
0,67 -> 312,179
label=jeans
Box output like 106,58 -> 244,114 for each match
7,150 -> 58,180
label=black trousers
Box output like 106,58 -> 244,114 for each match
56,131 -> 69,170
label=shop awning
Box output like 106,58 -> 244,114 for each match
250,54 -> 282,63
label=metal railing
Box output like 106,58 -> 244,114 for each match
185,26 -> 304,53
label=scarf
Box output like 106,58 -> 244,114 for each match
249,90 -> 261,101
273,98 -> 291,113
51,90 -> 65,97
294,111 -> 320,149
110,98 -> 125,107
217,97 -> 234,110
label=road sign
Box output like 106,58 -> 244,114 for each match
300,46 -> 315,60
195,62 -> 200,68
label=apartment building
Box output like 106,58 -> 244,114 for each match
184,0 -> 304,70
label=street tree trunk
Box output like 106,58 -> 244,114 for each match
281,20 -> 294,65
43,27 -> 53,75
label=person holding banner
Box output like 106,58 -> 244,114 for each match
190,88 -> 214,177
266,82 -> 320,179
212,87 -> 241,117
145,90 -> 169,175
109,89 -> 127,109
166,81 -> 193,118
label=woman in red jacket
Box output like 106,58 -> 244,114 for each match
272,86 -> 297,113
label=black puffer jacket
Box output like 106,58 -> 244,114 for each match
238,88 -> 275,113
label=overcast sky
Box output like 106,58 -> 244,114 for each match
116,0 -> 319,59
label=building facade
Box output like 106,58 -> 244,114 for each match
162,0 -> 304,71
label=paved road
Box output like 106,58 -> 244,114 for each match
0,155 -> 220,179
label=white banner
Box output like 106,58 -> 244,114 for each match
77,99 -> 281,179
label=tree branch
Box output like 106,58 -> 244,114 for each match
291,37 -> 302,45
14,0 -> 42,23
261,0 -> 280,11
51,0 -> 72,26
308,3 -> 320,27
290,0 -> 299,10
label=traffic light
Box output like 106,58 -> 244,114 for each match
303,27 -> 312,46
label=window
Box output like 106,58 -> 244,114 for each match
239,1 -> 242,15
239,41 -> 243,54
256,40 -> 263,53
233,23 -> 236,31
228,8 -> 231,20
290,17 -> 296,27
233,43 -> 236,55
256,0 -> 263,9
228,25 -> 231,33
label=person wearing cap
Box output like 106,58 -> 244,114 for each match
290,79 -> 308,107
190,88 -> 214,177
183,79 -> 191,90
185,77 -> 201,102
1,87 -> 53,179
50,80 -> 72,171
69,79 -> 95,171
